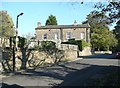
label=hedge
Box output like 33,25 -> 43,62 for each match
41,41 -> 56,50
10,36 -> 27,48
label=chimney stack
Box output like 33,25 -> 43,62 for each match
73,20 -> 77,26
37,22 -> 41,27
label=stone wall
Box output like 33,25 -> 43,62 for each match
64,49 -> 78,61
79,46 -> 92,56
60,44 -> 78,51
15,49 -> 78,69
1,47 -> 78,71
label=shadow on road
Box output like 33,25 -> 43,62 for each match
52,65 -> 120,87
1,83 -> 24,88
2,61 -> 120,87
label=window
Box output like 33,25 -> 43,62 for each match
80,32 -> 85,39
55,32 -> 58,40
66,32 -> 71,39
43,33 -> 47,39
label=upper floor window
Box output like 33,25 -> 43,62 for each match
43,33 -> 47,39
80,32 -> 85,39
55,32 -> 58,40
66,32 -> 71,39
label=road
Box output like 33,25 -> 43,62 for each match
1,54 -> 119,87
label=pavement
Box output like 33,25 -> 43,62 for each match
0,54 -> 120,87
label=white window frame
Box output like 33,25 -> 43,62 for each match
66,32 -> 71,39
54,32 -> 58,40
80,32 -> 85,39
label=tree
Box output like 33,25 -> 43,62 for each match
0,11 -> 16,72
17,33 -> 34,70
114,20 -> 120,33
83,13 -> 118,51
92,1 -> 120,51
82,13 -> 109,33
91,29 -> 117,51
45,15 -> 58,25
114,20 -> 120,51
0,11 -> 15,37
0,10 -> 15,48
93,1 -> 120,23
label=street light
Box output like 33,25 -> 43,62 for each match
16,12 -> 24,29
15,12 -> 24,51
13,12 -> 23,71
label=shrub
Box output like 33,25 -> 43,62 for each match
41,41 -> 56,50
10,36 -> 27,48
68,38 -> 75,41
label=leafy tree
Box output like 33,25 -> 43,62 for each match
91,29 -> 117,51
114,20 -> 120,51
0,11 -> 15,71
83,13 -> 110,33
83,13 -> 118,51
45,15 -> 58,25
92,1 -> 120,51
0,11 -> 15,48
93,1 -> 120,23
0,11 -> 15,37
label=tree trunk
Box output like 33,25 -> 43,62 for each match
20,48 -> 27,70
20,60 -> 27,69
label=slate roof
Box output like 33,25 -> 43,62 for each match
35,24 -> 90,30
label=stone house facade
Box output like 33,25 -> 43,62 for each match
35,22 -> 90,48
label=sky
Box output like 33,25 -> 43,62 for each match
1,1 -> 113,36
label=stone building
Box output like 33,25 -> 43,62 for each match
35,22 -> 90,48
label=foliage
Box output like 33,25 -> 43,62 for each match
41,41 -> 56,50
83,12 -> 118,51
91,29 -> 118,51
113,20 -> 120,51
10,36 -> 27,48
93,1 -> 120,23
2,48 -> 13,72
91,1 -> 120,51
40,41 -> 64,64
82,13 -> 109,33
45,14 -> 58,25
0,11 -> 15,37
77,40 -> 85,51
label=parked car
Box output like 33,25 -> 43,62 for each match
116,52 -> 120,58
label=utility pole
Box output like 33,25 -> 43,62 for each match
13,12 -> 23,71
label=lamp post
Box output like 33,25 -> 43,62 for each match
13,12 -> 23,71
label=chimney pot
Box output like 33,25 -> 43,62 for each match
74,20 -> 77,26
37,22 -> 41,27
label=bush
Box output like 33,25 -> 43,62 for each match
68,38 -> 75,41
41,41 -> 56,50
10,36 -> 27,48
